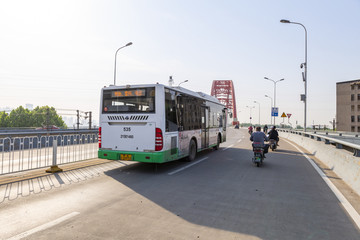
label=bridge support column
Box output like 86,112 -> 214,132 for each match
354,149 -> 360,157
336,143 -> 343,149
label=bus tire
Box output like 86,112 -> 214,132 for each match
186,139 -> 197,162
214,134 -> 221,150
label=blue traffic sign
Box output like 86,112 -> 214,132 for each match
271,107 -> 278,117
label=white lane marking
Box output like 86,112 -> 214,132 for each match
284,139 -> 360,230
237,139 -> 242,143
222,144 -> 234,151
7,212 -> 80,240
168,157 -> 209,175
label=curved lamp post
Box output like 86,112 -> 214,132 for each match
264,77 -> 284,126
265,94 -> 273,125
178,80 -> 189,86
246,106 -> 255,124
281,19 -> 308,131
114,42 -> 133,86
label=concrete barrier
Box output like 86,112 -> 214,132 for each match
280,131 -> 360,196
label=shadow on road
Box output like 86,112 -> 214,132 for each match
103,143 -> 356,240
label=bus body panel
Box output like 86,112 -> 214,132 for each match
98,83 -> 227,163
101,122 -> 156,151
178,130 -> 201,156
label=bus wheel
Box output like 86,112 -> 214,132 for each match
214,134 -> 221,150
187,139 -> 197,162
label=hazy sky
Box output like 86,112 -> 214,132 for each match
0,0 -> 359,127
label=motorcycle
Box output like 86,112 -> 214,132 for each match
269,139 -> 277,151
252,142 -> 264,167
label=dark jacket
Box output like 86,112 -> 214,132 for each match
268,129 -> 279,140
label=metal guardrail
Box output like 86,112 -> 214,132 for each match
0,133 -> 98,175
279,129 -> 360,157
0,129 -> 98,138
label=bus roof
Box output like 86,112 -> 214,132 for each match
103,84 -> 223,106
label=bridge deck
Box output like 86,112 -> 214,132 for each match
0,128 -> 359,239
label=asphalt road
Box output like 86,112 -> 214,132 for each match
1,128 -> 360,240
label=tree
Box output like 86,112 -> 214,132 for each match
31,106 -> 66,128
2,106 -> 66,128
8,106 -> 31,127
0,111 -> 10,127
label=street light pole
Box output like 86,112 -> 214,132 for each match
114,42 -> 133,86
254,101 -> 260,125
280,19 -> 307,131
264,77 -> 284,126
265,94 -> 273,125
178,80 -> 189,86
246,106 -> 255,124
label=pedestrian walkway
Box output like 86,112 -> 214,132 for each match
0,159 -> 128,203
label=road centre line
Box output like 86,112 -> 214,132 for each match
284,139 -> 360,230
222,144 -> 234,151
7,212 -> 80,240
168,157 -> 209,175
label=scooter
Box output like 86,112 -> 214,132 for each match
252,142 -> 264,167
269,139 -> 277,151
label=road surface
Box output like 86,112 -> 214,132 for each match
1,128 -> 359,240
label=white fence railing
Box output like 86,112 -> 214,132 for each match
0,134 -> 98,175
279,129 -> 360,157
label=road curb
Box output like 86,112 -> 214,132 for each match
0,159 -> 112,185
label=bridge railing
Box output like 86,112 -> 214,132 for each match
0,132 -> 98,175
279,129 -> 360,157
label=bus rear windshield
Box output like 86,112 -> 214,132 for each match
102,87 -> 155,113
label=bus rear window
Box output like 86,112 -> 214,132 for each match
102,87 -> 155,113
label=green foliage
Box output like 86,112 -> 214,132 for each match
0,106 -> 66,128
0,111 -> 10,127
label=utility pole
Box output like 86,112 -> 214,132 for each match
76,110 -> 80,130
88,112 -> 92,129
46,108 -> 50,130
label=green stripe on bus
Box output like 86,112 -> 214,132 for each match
98,148 -> 180,163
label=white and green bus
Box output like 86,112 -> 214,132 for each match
98,84 -> 227,163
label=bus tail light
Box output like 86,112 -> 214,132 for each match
155,128 -> 163,151
98,127 -> 102,149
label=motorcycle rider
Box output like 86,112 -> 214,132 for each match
268,126 -> 279,146
250,126 -> 269,157
248,125 -> 253,135
263,124 -> 268,133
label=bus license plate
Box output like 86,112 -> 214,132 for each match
120,154 -> 132,161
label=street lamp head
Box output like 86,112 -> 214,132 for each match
264,77 -> 269,80
178,80 -> 189,86
280,19 -> 291,23
126,42 -> 133,46
279,78 -> 285,81
265,95 -> 268,97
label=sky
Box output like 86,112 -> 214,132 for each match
0,0 -> 359,127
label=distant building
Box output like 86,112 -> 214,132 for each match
0,107 -> 13,113
336,79 -> 360,132
25,104 -> 33,111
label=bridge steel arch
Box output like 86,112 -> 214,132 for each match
211,80 -> 238,125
